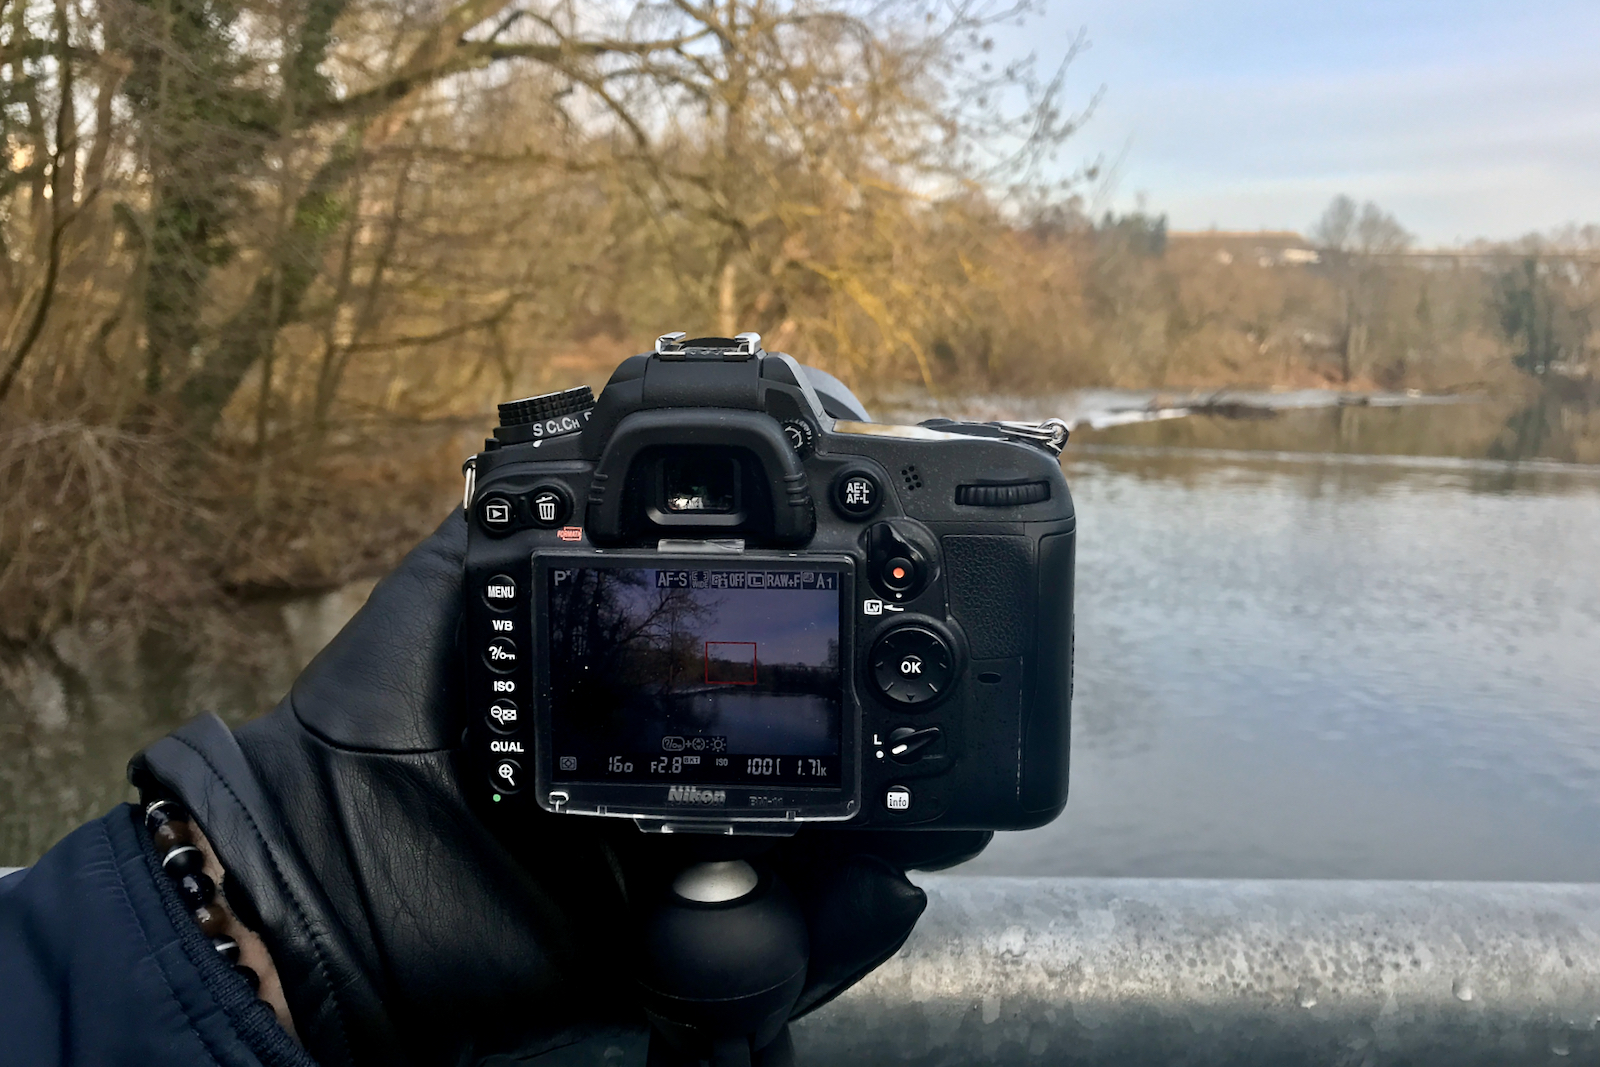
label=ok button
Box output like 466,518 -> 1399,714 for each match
872,626 -> 954,706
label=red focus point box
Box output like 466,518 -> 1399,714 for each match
705,642 -> 758,685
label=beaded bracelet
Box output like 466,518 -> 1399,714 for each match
144,799 -> 298,1037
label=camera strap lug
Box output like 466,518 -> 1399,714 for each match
461,456 -> 477,512
994,418 -> 1071,456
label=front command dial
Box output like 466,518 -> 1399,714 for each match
871,625 -> 955,706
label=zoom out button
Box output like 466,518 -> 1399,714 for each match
487,699 -> 518,733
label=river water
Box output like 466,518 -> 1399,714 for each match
4,397 -> 1600,878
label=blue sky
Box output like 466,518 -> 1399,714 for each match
993,0 -> 1600,244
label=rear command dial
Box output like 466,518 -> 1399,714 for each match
871,625 -> 954,706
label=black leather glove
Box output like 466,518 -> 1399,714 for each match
131,511 -> 987,1067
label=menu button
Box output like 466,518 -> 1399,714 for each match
484,574 -> 517,609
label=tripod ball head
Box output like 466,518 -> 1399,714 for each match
640,860 -> 809,1064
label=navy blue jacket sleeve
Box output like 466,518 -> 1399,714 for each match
0,805 -> 316,1067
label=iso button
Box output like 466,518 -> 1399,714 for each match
487,699 -> 518,734
485,636 -> 519,674
871,626 -> 954,706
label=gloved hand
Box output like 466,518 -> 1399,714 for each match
131,511 -> 987,1067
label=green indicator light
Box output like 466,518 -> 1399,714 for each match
492,794 -> 501,802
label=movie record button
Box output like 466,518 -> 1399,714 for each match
485,636 -> 519,673
871,626 -> 954,706
487,699 -> 518,734
491,758 -> 522,794
483,574 -> 518,609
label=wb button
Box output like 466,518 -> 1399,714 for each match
485,637 -> 518,673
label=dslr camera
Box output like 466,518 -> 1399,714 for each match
462,333 -> 1074,832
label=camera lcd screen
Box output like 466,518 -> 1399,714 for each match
545,563 -> 845,786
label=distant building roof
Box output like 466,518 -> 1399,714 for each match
1169,230 -> 1310,244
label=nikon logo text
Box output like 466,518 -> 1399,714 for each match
667,785 -> 726,805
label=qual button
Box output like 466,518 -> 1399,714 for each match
491,758 -> 522,794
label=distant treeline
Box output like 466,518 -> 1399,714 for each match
1034,201 -> 1599,395
0,0 -> 1594,640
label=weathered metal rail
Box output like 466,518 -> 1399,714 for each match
794,876 -> 1600,1065
5,868 -> 1597,1063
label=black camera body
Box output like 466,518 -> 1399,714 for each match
462,333 -> 1074,832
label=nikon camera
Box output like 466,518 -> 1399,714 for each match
462,333 -> 1074,832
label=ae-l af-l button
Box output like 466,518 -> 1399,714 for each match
871,626 -> 954,706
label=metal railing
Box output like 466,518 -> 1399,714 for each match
6,866 -> 1597,1063
794,876 -> 1600,1065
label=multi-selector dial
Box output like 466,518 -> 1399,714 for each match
872,625 -> 954,706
